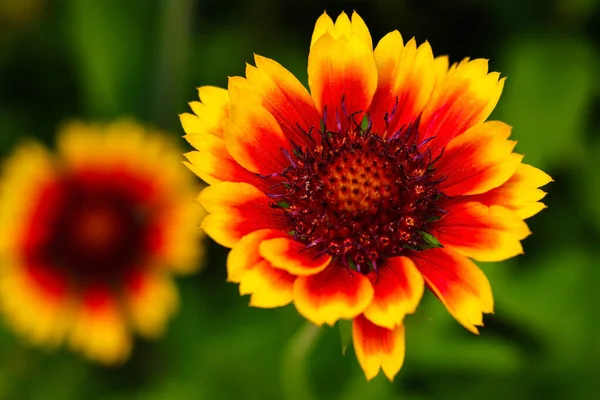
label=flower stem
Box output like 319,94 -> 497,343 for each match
281,321 -> 322,400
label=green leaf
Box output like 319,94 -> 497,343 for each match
419,231 -> 443,248
360,116 -> 370,133
580,140 -> 600,232
490,248 -> 596,363
495,34 -> 596,170
281,322 -> 321,400
404,292 -> 522,375
277,200 -> 290,209
65,0 -> 155,118
347,259 -> 358,272
337,319 -> 353,355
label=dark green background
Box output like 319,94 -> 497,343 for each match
1,0 -> 599,399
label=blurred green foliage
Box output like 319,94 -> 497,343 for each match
1,0 -> 599,399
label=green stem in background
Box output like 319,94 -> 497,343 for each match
281,321 -> 322,400
152,0 -> 194,128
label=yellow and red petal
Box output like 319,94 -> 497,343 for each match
259,237 -> 332,276
436,121 -> 522,196
433,201 -> 530,262
352,314 -> 406,381
370,32 -> 435,137
56,121 -> 104,166
224,86 -> 293,175
362,256 -> 424,329
227,229 -> 286,283
420,59 -> 505,152
433,55 -> 449,87
244,55 -> 321,146
239,260 -> 296,308
311,12 -> 373,51
310,12 -> 335,48
471,163 -> 552,219
308,17 -> 377,130
0,142 -> 58,259
227,229 -> 295,308
411,248 -> 493,333
293,266 -> 374,326
0,263 -> 71,346
183,134 -> 266,188
151,196 -> 207,275
198,182 -> 287,248
68,284 -> 131,365
182,85 -> 229,138
123,269 -> 178,338
197,85 -> 230,104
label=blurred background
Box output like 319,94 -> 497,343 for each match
1,0 -> 599,399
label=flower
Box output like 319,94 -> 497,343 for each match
181,11 -> 551,380
0,120 -> 205,364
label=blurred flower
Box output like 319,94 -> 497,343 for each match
181,11 -> 551,380
0,120 -> 205,365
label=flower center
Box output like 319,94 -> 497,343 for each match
269,119 -> 445,273
33,174 -> 152,282
72,204 -> 127,256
